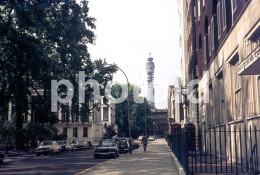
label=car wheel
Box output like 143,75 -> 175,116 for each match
44,153 -> 48,156
36,153 -> 41,157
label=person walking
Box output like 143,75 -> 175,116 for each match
141,135 -> 148,152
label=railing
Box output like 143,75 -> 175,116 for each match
166,125 -> 260,174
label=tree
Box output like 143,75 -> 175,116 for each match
111,84 -> 153,139
103,124 -> 117,139
0,0 -> 117,149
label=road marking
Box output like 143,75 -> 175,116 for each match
74,160 -> 112,175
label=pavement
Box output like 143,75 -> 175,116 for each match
80,139 -> 180,175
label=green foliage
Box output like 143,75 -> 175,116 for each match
0,120 -> 16,149
111,84 -> 153,139
103,124 -> 117,139
24,122 -> 58,143
0,0 -> 117,149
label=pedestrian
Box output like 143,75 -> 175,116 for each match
141,135 -> 148,152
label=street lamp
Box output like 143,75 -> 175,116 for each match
98,64 -> 132,154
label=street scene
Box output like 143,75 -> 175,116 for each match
0,139 -> 178,175
0,0 -> 260,175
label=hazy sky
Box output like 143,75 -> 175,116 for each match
87,0 -> 181,109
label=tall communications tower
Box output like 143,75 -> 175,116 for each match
146,53 -> 155,108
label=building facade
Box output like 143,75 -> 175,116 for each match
196,0 -> 260,131
56,97 -> 116,143
167,85 -> 184,130
3,91 -> 117,144
151,108 -> 169,137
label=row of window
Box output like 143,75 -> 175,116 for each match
63,127 -> 88,138
200,0 -> 238,65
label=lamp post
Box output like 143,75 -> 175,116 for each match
100,64 -> 132,154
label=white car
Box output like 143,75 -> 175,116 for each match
35,141 -> 61,156
138,136 -> 143,141
148,136 -> 155,141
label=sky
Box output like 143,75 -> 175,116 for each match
87,0 -> 181,109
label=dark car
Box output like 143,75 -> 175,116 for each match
0,151 -> 4,164
114,138 -> 129,154
94,139 -> 119,159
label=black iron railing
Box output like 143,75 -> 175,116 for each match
166,125 -> 260,174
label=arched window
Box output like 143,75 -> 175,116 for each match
213,0 -> 217,15
204,17 -> 209,65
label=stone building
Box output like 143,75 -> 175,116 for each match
178,0 -> 260,169
151,108 -> 169,137
167,85 -> 184,130
3,90 -> 117,144
196,0 -> 260,132
56,97 -> 116,143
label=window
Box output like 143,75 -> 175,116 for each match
204,35 -> 207,64
208,25 -> 211,56
63,128 -> 67,137
198,0 -> 201,20
103,107 -> 108,121
73,127 -> 78,137
217,2 -> 221,38
211,17 -> 215,50
235,90 -> 242,120
230,54 -> 241,120
22,114 -> 28,123
61,104 -> 69,123
83,127 -> 88,137
222,0 -> 227,30
72,105 -> 79,122
232,0 -> 237,15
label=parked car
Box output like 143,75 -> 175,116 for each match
132,140 -> 140,150
57,140 -> 74,152
94,139 -> 119,159
138,136 -> 143,141
35,141 -> 61,156
114,138 -> 129,154
74,141 -> 88,151
0,151 -> 4,164
148,136 -> 155,141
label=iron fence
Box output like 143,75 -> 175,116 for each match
166,125 -> 260,174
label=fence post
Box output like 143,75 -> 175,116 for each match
245,125 -> 248,172
254,125 -> 258,173
214,127 -> 217,174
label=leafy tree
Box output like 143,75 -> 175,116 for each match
0,119 -> 16,149
0,0 -> 117,149
103,124 -> 117,139
111,84 -> 153,139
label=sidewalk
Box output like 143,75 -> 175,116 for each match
83,139 -> 180,175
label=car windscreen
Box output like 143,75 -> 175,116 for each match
118,140 -> 127,146
57,141 -> 65,145
100,140 -> 114,147
40,141 -> 52,146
